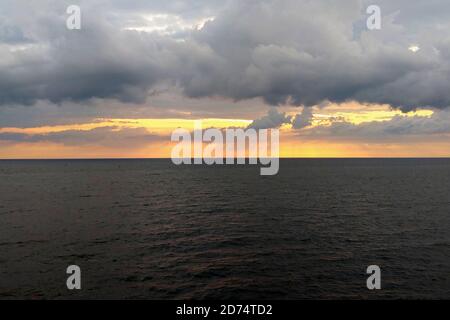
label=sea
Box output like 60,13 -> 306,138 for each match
0,158 -> 449,299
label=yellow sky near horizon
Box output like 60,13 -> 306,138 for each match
0,105 -> 448,159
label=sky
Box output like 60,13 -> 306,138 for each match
1,0 -> 450,158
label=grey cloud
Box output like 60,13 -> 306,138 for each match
0,94 -> 267,128
299,110 -> 450,141
248,108 -> 291,129
0,22 -> 31,44
292,108 -> 313,129
0,126 -> 166,147
2,0 -> 450,111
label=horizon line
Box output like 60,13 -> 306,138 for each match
1,157 -> 450,161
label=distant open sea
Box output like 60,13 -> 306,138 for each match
0,159 -> 449,299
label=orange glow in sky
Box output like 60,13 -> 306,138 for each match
0,106 -> 448,159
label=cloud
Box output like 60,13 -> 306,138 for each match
0,126 -> 166,147
298,110 -> 450,141
248,107 -> 291,129
292,108 -> 314,129
2,0 -> 450,111
0,22 -> 31,44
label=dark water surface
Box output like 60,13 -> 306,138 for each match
0,159 -> 449,299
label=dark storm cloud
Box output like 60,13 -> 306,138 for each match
2,0 -> 450,111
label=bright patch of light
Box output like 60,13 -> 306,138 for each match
194,17 -> 215,30
124,14 -> 215,35
408,45 -> 420,53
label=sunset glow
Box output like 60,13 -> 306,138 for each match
1,105 -> 447,159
